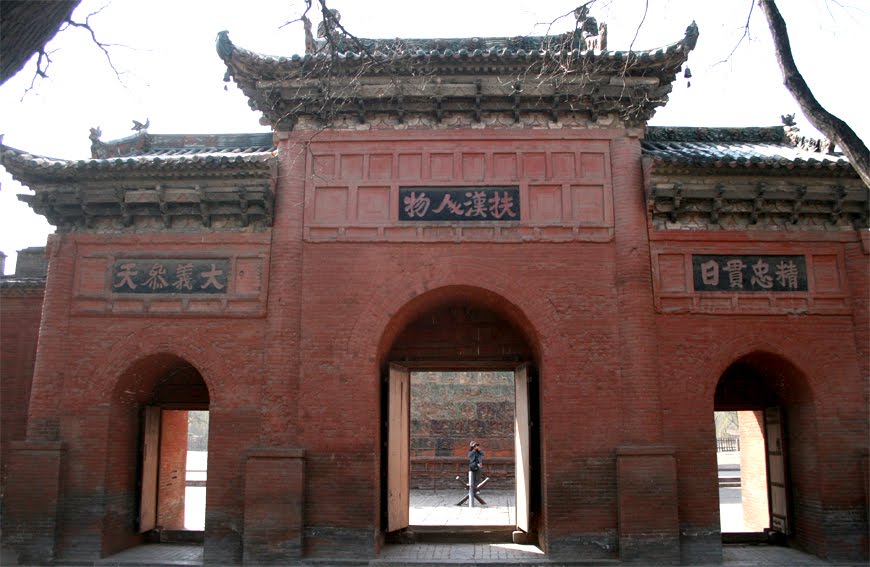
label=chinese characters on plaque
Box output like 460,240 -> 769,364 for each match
692,255 -> 807,292
112,259 -> 229,294
399,186 -> 520,222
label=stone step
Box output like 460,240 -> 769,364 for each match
387,526 -> 515,544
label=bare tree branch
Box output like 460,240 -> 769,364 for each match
715,0 -> 756,66
18,2 -> 127,99
626,0 -> 649,53
279,0 -> 313,30
759,0 -> 870,187
62,3 -> 124,80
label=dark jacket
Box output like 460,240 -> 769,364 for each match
468,448 -> 484,471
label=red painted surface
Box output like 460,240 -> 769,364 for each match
2,129 -> 867,564
0,289 -> 42,495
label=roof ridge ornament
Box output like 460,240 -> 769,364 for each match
301,8 -> 346,55
575,7 -> 607,52
89,126 -> 106,159
783,123 -> 836,154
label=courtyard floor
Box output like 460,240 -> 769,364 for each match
75,488 -> 863,567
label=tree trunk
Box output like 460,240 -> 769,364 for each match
0,1 -> 81,85
758,0 -> 870,188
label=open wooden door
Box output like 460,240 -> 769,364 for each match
387,364 -> 410,532
139,405 -> 161,532
765,407 -> 790,535
514,363 -> 531,534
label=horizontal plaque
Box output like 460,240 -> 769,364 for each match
692,255 -> 807,292
112,259 -> 229,294
400,186 -> 520,221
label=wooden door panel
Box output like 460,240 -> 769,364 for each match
515,363 -> 530,533
139,405 -> 161,533
765,407 -> 789,535
387,364 -> 410,532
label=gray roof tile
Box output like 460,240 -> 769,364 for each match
643,126 -> 855,173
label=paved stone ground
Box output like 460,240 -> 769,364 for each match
79,543 -> 867,566
92,544 -> 203,566
410,489 -> 515,526
10,488 -> 865,566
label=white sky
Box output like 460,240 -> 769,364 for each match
1,0 -> 867,273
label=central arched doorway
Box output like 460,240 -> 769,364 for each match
379,287 -> 541,546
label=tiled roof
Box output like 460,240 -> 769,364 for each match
0,277 -> 45,290
217,23 -> 699,129
642,126 -> 855,173
644,127 -> 867,231
1,134 -> 276,232
220,28 -> 698,74
1,134 -> 275,184
94,132 -> 274,158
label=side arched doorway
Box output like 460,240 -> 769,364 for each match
103,354 -> 210,557
379,288 -> 542,546
713,351 -> 816,549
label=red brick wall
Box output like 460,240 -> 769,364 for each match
297,130 -> 626,558
2,128 -> 867,565
243,449 -> 304,563
660,315 -> 864,561
0,289 -> 43,496
616,447 -> 679,563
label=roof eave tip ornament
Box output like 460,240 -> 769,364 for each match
216,30 -> 234,62
685,21 -> 699,50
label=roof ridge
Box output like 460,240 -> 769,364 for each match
645,126 -> 787,144
93,131 -> 275,158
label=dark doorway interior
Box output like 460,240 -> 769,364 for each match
714,355 -> 795,545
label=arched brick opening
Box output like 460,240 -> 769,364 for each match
377,285 -> 543,544
713,351 -> 818,551
377,284 -> 540,369
102,353 -> 210,557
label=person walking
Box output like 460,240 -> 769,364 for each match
468,441 -> 484,488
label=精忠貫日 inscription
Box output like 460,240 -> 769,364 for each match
692,255 -> 807,292
112,259 -> 229,294
400,186 -> 519,221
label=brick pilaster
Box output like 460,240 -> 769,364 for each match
259,133 -> 308,446
611,134 -> 662,443
26,235 -> 75,440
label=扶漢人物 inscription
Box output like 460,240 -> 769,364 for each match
112,259 -> 229,294
400,186 -> 519,221
692,255 -> 807,292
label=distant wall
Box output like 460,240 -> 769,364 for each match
14,247 -> 47,278
410,371 -> 515,489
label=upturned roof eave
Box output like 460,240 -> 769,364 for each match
219,22 -> 698,80
1,143 -> 276,187
216,23 -> 698,129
